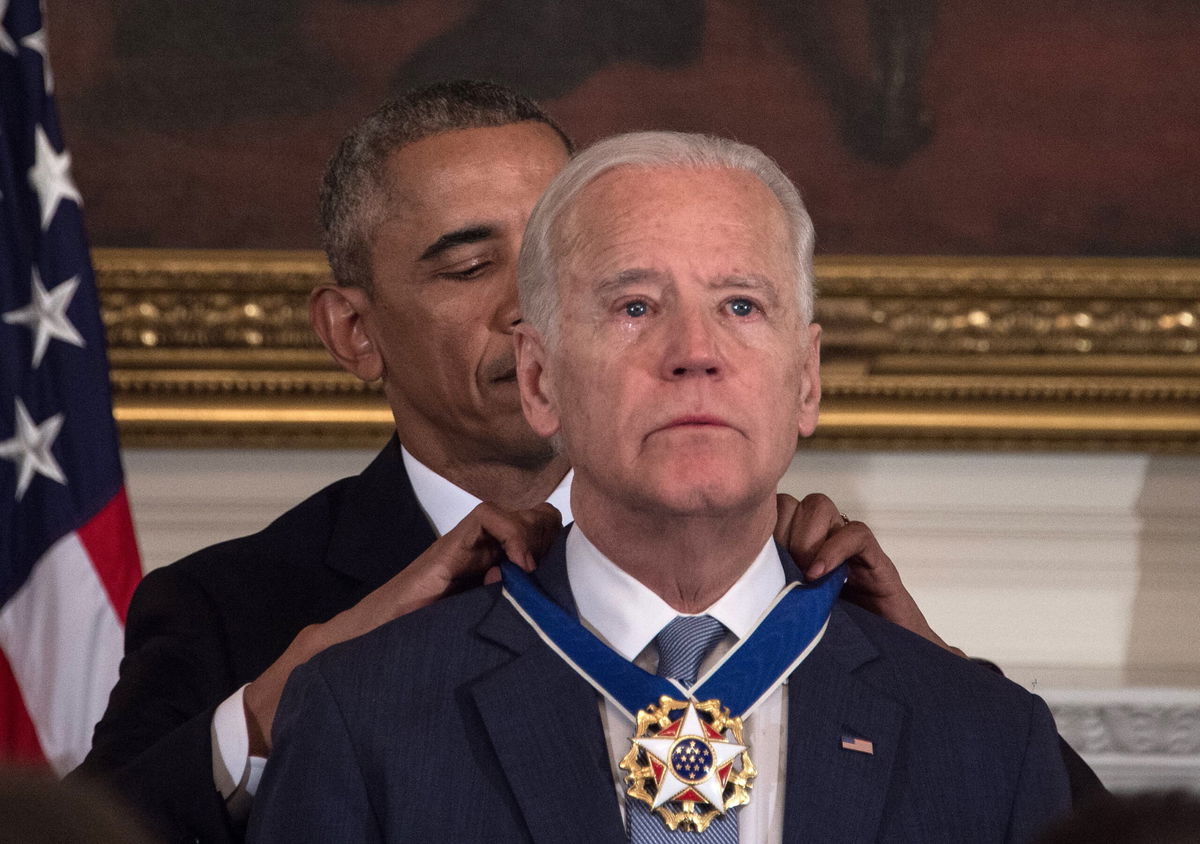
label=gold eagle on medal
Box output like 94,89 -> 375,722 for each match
620,696 -> 756,832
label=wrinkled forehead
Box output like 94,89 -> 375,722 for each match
553,164 -> 795,283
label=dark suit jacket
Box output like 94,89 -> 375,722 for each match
248,530 -> 1072,843
73,438 -> 436,843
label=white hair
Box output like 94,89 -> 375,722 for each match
517,131 -> 815,340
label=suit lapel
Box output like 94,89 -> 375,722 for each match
782,604 -> 907,841
324,436 -> 437,590
471,531 -> 625,844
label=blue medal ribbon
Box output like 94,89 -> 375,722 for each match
501,558 -> 846,722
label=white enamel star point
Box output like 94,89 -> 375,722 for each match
3,268 -> 85,367
632,701 -> 746,812
28,124 -> 82,230
0,398 -> 67,501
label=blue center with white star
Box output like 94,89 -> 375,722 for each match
669,737 -> 715,784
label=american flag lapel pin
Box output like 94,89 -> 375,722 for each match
840,734 -> 874,755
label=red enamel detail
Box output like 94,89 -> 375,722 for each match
718,761 -> 733,784
650,757 -> 665,782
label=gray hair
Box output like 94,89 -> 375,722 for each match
517,131 -> 815,339
320,79 -> 573,293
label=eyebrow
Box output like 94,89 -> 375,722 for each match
594,268 -> 664,295
594,269 -> 778,295
714,274 -> 777,292
417,225 -> 497,261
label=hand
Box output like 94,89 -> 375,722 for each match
775,493 -> 965,658
244,501 -> 562,755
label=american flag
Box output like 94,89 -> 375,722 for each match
841,734 -> 874,755
0,1 -> 141,774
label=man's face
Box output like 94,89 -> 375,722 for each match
361,121 -> 569,468
519,165 -> 821,520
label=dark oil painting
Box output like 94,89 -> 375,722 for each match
47,1 -> 1200,256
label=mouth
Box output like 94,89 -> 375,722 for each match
491,369 -> 518,385
654,415 -> 733,432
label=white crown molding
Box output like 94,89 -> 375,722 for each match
1045,689 -> 1200,793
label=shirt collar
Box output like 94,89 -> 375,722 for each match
401,446 -> 573,536
566,525 -> 785,661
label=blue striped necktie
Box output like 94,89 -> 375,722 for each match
627,614 -> 739,842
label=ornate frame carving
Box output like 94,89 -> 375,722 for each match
97,250 -> 1200,451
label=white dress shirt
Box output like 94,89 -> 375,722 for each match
566,525 -> 788,843
211,447 -> 573,816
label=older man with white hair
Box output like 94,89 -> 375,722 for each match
248,131 -> 1071,843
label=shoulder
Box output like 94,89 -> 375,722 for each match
285,583 -> 528,741
309,584 -> 507,691
142,437 -> 413,595
136,471 -> 360,600
834,601 -> 1045,729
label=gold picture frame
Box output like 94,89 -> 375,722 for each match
96,249 -> 1200,452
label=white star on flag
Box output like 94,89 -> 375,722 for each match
20,27 -> 52,93
0,1 -> 16,56
28,124 -> 81,230
0,397 -> 67,501
632,701 -> 746,811
3,268 -> 85,367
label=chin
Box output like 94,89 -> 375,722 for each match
637,463 -> 767,518
489,424 -> 557,469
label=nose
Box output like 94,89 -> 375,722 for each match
494,271 -> 522,334
663,304 -> 722,379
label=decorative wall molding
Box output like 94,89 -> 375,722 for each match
1045,689 -> 1200,793
1049,690 -> 1200,757
96,250 -> 1200,451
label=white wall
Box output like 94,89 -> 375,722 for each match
122,447 -> 1200,791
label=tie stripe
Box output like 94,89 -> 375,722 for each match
627,615 -> 739,842
653,615 -> 728,687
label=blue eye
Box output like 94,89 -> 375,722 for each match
728,298 -> 755,317
625,301 -> 648,318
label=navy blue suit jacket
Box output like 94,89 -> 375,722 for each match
249,529 -> 1071,843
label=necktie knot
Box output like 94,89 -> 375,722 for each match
653,614 -> 727,688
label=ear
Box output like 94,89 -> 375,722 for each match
796,322 -> 822,438
514,324 -> 561,438
309,284 -> 383,382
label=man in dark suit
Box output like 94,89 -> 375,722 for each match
248,131 -> 1072,841
76,83 -> 931,843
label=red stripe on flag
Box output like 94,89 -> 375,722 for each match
0,648 -> 47,768
76,487 -> 142,624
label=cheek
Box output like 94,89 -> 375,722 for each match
555,358 -> 630,434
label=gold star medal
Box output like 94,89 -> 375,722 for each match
499,560 -> 848,833
620,696 -> 756,832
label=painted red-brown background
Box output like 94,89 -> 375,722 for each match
48,1 -> 1200,256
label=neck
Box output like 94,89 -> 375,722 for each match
408,440 -> 570,508
573,489 -> 777,614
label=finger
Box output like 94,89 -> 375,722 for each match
774,493 -> 801,544
784,493 -> 845,567
799,493 -> 846,536
803,521 -> 872,579
809,522 -> 895,587
519,502 -> 563,566
472,502 -> 562,572
483,565 -> 502,586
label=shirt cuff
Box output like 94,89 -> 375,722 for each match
211,685 -> 268,819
